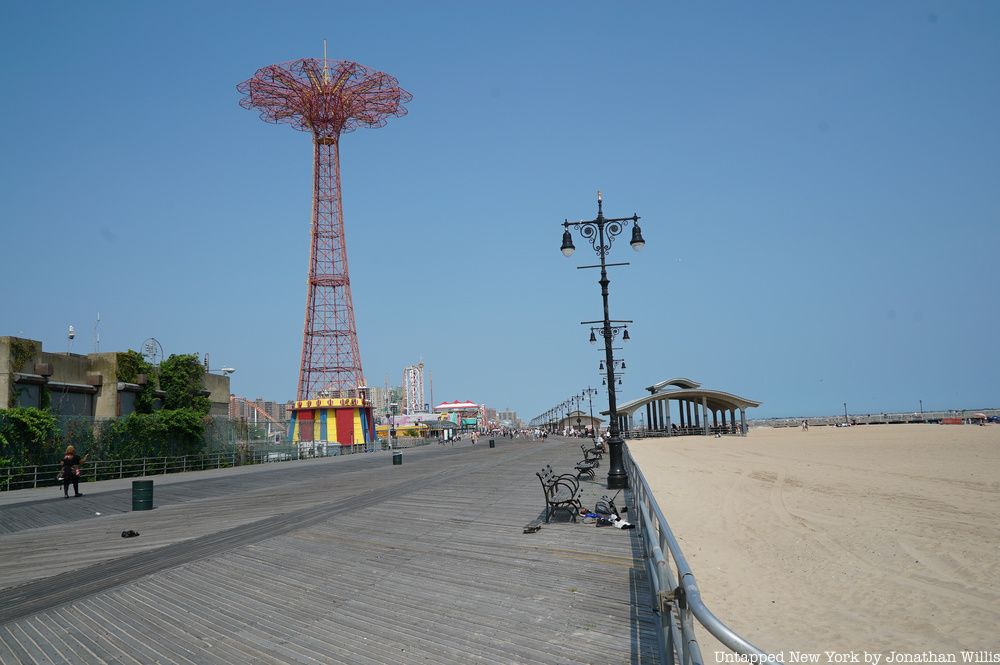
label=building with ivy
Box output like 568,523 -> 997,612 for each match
0,336 -> 231,419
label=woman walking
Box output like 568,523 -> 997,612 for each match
60,445 -> 88,498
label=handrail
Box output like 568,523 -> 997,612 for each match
0,442 -> 390,492
624,444 -> 772,664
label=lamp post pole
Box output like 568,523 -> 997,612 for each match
583,387 -> 597,445
389,401 -> 398,449
561,192 -> 645,490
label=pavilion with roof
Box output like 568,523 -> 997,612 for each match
433,400 -> 482,430
601,377 -> 761,437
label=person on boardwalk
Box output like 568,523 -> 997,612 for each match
60,445 -> 88,498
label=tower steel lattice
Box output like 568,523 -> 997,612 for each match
238,57 -> 411,401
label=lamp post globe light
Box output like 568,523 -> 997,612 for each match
560,192 -> 646,490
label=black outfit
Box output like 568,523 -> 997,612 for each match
61,453 -> 81,496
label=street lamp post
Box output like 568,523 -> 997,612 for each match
582,386 -> 598,444
388,401 -> 398,449
560,192 -> 645,490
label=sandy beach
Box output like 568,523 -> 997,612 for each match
628,424 -> 1000,657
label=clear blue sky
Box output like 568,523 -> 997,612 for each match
2,1 -> 998,420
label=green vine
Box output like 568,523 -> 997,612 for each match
8,339 -> 40,407
116,350 -> 157,414
9,338 -> 38,373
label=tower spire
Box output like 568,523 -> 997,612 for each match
239,53 -> 411,400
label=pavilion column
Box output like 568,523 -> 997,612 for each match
687,401 -> 694,430
679,400 -> 686,428
646,403 -> 653,431
702,396 -> 709,435
730,409 -> 737,434
665,400 -> 672,435
658,401 -> 665,430
694,401 -> 701,429
712,409 -> 718,428
721,410 -> 727,431
740,408 -> 747,436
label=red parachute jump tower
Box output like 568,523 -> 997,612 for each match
238,51 -> 411,448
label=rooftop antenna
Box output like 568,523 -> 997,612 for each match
323,39 -> 329,84
94,312 -> 101,353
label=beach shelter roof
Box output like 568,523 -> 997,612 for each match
645,377 -> 701,394
434,400 -> 479,411
605,387 -> 761,417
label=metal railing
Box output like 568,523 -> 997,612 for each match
624,444 -> 771,665
623,425 -> 745,439
752,408 -> 999,429
0,441 -> 396,492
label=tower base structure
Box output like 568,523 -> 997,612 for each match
288,397 -> 375,447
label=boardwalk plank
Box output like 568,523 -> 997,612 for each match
47,607 -> 128,665
1,438 -> 659,663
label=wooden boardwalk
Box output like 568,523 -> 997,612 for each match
0,437 -> 660,664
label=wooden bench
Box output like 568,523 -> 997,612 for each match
536,467 -> 583,523
574,460 -> 597,480
580,445 -> 602,467
540,464 -> 584,490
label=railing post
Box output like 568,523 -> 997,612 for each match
119,459 -> 123,479
33,466 -> 38,489
142,458 -> 146,477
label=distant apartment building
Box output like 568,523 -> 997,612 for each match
229,395 -> 289,424
402,362 -> 425,415
498,409 -> 520,427
368,385 -> 403,422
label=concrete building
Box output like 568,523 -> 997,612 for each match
557,410 -> 602,433
1,336 -> 231,418
498,409 -> 521,428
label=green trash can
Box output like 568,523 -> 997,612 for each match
132,480 -> 154,511
489,439 -> 495,448
392,452 -> 402,465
